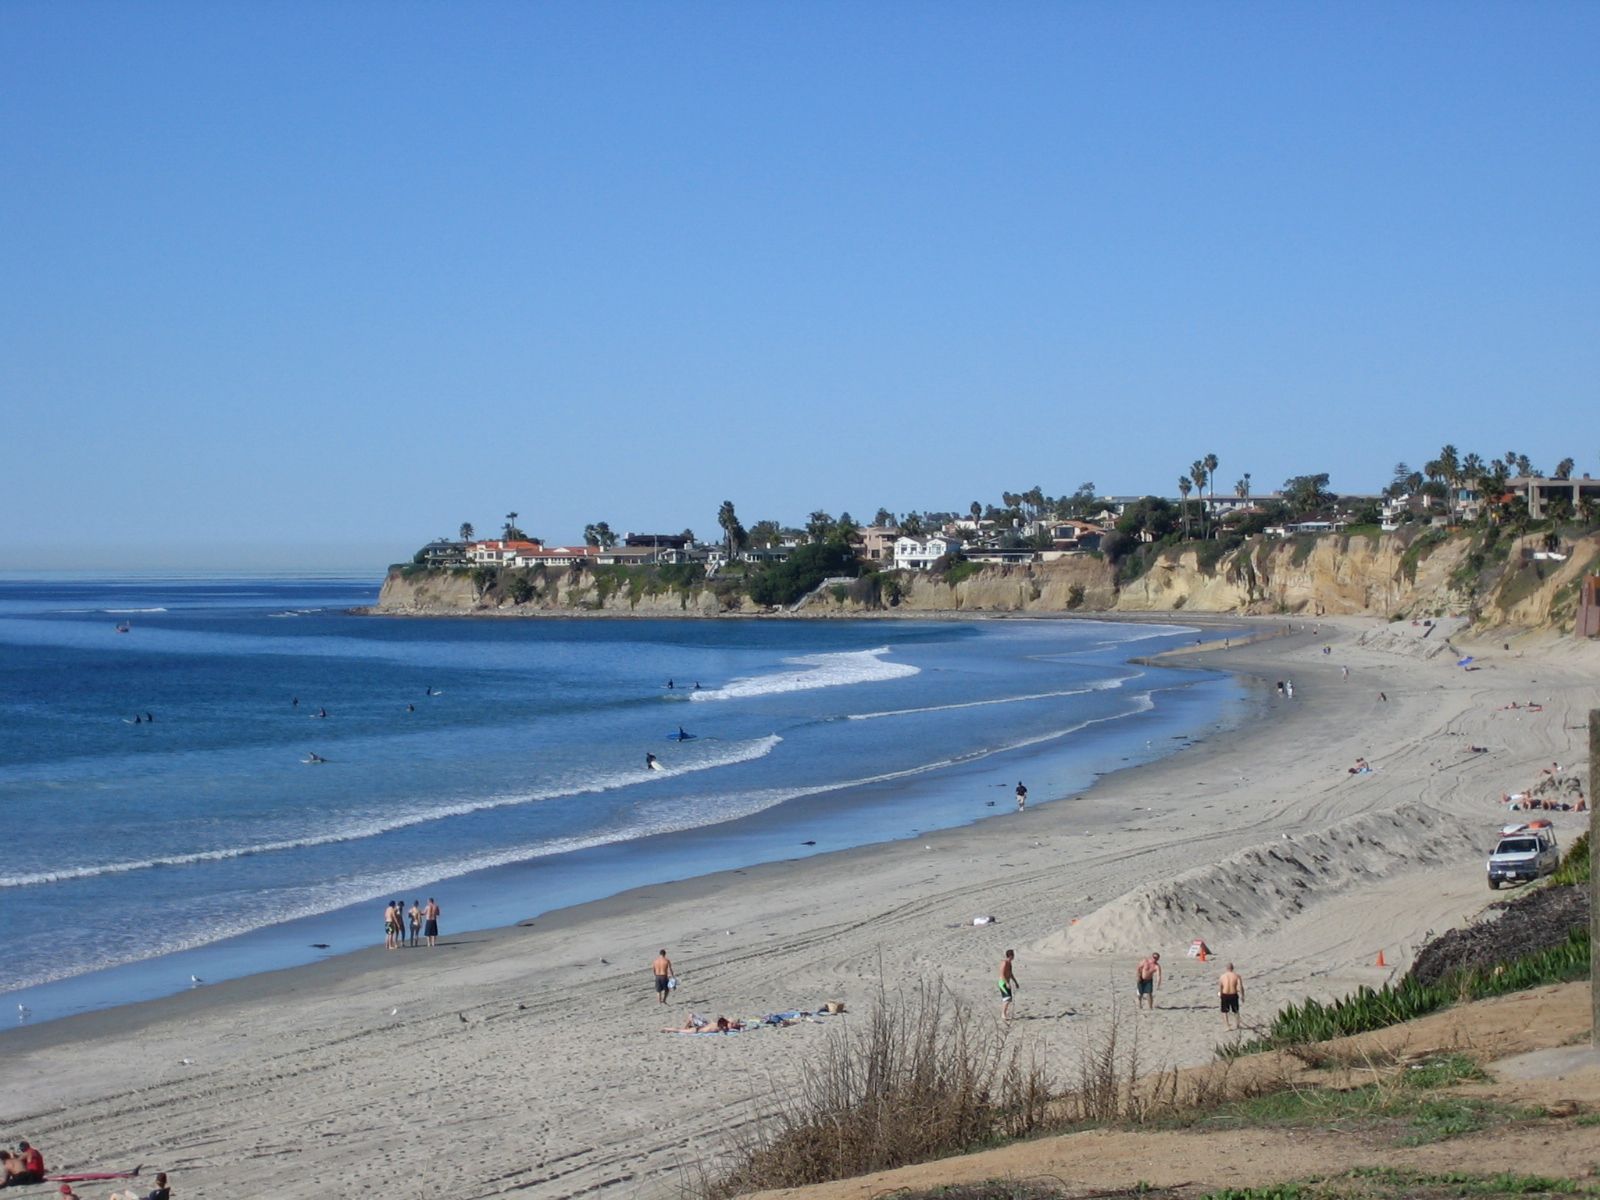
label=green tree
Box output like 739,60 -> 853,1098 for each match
1189,461 -> 1209,537
1437,444 -> 1461,487
969,500 -> 982,523
717,501 -> 742,559
873,508 -> 895,527
834,511 -> 860,543
1204,451 -> 1219,512
805,510 -> 835,542
747,519 -> 783,548
1177,476 -> 1193,537
900,512 -> 926,537
583,521 -> 617,548
1234,476 -> 1249,500
679,528 -> 696,545
502,512 -> 526,541
459,522 -> 476,543
1554,457 -> 1575,480
1281,473 -> 1334,515
747,542 -> 860,607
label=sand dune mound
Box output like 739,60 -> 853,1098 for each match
1041,804 -> 1485,957
1353,617 -> 1469,660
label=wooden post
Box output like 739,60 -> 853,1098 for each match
1592,710 -> 1598,1050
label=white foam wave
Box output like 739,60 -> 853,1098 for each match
0,698 -> 1166,996
0,734 -> 783,891
102,607 -> 168,613
691,647 -> 918,701
846,675 -> 1130,721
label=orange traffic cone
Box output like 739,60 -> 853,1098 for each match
1375,949 -> 1386,967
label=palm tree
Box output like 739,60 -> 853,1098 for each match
1438,444 -> 1461,488
1177,476 -> 1193,538
1189,461 -> 1209,538
969,501 -> 982,523
459,522 -> 475,544
717,501 -> 740,559
1554,457 -> 1575,480
1234,477 -> 1249,501
1204,451 -> 1219,512
502,512 -> 524,540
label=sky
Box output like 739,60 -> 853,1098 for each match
3,2 -> 1596,571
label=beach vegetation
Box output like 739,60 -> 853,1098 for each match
698,982 -> 1054,1198
1288,536 -> 1317,568
746,541 -> 859,607
1066,583 -> 1086,609
1229,927 -> 1589,1055
1281,473 -> 1336,516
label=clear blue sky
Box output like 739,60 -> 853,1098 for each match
4,2 -> 1595,570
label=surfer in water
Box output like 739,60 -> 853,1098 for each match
666,679 -> 675,690
674,726 -> 694,741
316,707 -> 328,719
646,752 -> 661,771
305,752 -> 326,764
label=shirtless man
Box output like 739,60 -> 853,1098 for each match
383,901 -> 400,950
423,897 -> 440,947
653,949 -> 675,1004
1218,962 -> 1244,1029
997,949 -> 1019,1020
1136,952 -> 1162,1009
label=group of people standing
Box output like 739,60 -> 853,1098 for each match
384,898 -> 439,950
997,949 -> 1246,1030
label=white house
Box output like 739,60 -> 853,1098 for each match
893,535 -> 963,571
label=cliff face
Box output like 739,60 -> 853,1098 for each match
374,530 -> 1599,633
376,567 -> 725,616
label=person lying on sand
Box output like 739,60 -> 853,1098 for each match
1347,758 -> 1371,775
109,1173 -> 170,1200
662,1014 -> 743,1033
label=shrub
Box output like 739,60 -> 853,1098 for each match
699,983 -> 1053,1198
1066,583 -> 1086,610
1233,928 -> 1590,1054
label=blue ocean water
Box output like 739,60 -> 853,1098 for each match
0,576 -> 1244,1023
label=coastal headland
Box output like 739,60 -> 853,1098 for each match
2,613 -> 1592,1198
372,528 -> 1600,632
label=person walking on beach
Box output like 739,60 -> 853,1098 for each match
1285,679 -> 1294,699
653,949 -> 675,1003
997,949 -> 1019,1021
1014,781 -> 1028,812
423,897 -> 440,947
1136,952 -> 1162,1010
1218,962 -> 1244,1030
408,900 -> 423,948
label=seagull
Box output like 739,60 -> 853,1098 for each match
599,958 -> 610,964
16,1004 -> 30,1019
389,1008 -> 398,1016
179,1058 -> 193,1065
516,1003 -> 527,1011
189,975 -> 204,985
458,1012 -> 468,1024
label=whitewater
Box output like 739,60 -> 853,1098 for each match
0,577 -> 1244,1021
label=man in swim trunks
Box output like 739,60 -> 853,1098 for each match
1219,962 -> 1244,1029
1015,781 -> 1027,812
1136,952 -> 1161,1009
423,897 -> 440,947
997,949 -> 1018,1021
7,1141 -> 44,1186
653,949 -> 674,1004
383,901 -> 399,950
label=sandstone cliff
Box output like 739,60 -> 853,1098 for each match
374,529 -> 1599,634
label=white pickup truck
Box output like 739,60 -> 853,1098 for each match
1486,822 -> 1560,889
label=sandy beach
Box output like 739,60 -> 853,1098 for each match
2,615 -> 1593,1200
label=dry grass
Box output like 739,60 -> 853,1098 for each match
695,981 -> 1054,1198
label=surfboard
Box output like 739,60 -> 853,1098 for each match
667,732 -> 697,741
48,1168 -> 143,1182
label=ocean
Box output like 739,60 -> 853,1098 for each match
0,576 -> 1244,1024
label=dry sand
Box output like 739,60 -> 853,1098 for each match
1,616 -> 1594,1199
